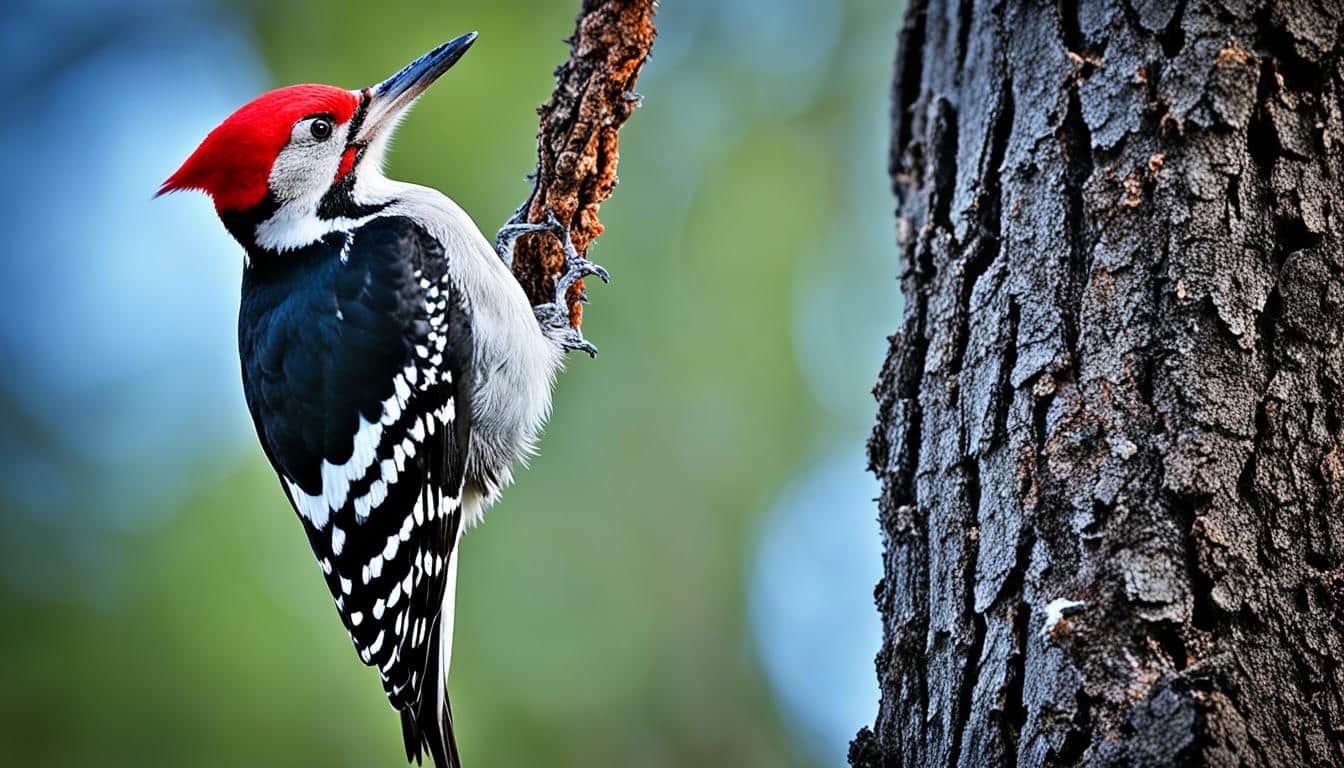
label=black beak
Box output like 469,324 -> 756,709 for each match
354,32 -> 478,144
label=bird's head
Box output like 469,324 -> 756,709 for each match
160,32 -> 477,253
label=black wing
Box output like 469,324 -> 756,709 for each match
239,216 -> 471,762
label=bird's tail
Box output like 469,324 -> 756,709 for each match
402,529 -> 463,767
400,616 -> 461,768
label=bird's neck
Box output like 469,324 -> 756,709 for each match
221,174 -> 401,261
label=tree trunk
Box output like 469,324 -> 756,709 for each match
853,1 -> 1344,766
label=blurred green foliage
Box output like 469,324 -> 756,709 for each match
0,1 -> 902,765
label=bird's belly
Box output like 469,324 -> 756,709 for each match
461,293 -> 562,515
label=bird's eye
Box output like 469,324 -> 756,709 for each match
310,119 -> 333,141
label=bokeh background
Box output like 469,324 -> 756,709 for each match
0,1 -> 904,765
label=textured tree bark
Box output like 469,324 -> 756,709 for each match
507,0 -> 657,327
853,1 -> 1344,766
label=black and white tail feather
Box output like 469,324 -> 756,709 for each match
402,612 -> 460,767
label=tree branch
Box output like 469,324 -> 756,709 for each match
507,0 -> 658,328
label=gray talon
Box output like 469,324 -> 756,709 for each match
586,263 -> 611,283
493,218 -> 552,268
533,300 -> 598,357
503,207 -> 608,358
571,336 -> 599,358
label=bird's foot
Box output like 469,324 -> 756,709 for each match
526,210 -> 609,357
534,302 -> 598,357
493,217 -> 550,269
493,179 -> 539,267
536,210 -> 609,297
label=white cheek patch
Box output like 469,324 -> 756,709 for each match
253,122 -> 375,252
267,134 -> 345,202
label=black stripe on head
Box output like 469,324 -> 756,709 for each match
345,91 -> 372,142
318,164 -> 390,221
316,92 -> 388,221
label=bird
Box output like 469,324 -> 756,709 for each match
158,33 -> 606,767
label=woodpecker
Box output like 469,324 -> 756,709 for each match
159,33 -> 605,768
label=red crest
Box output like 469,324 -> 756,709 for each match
159,85 -> 359,212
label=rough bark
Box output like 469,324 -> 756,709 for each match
508,0 -> 657,327
853,1 -> 1344,766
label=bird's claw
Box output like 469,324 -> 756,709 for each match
493,216 -> 551,268
494,210 -> 611,289
530,210 -> 609,298
498,208 -> 607,357
556,257 -> 609,298
533,301 -> 598,357
566,334 -> 599,359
